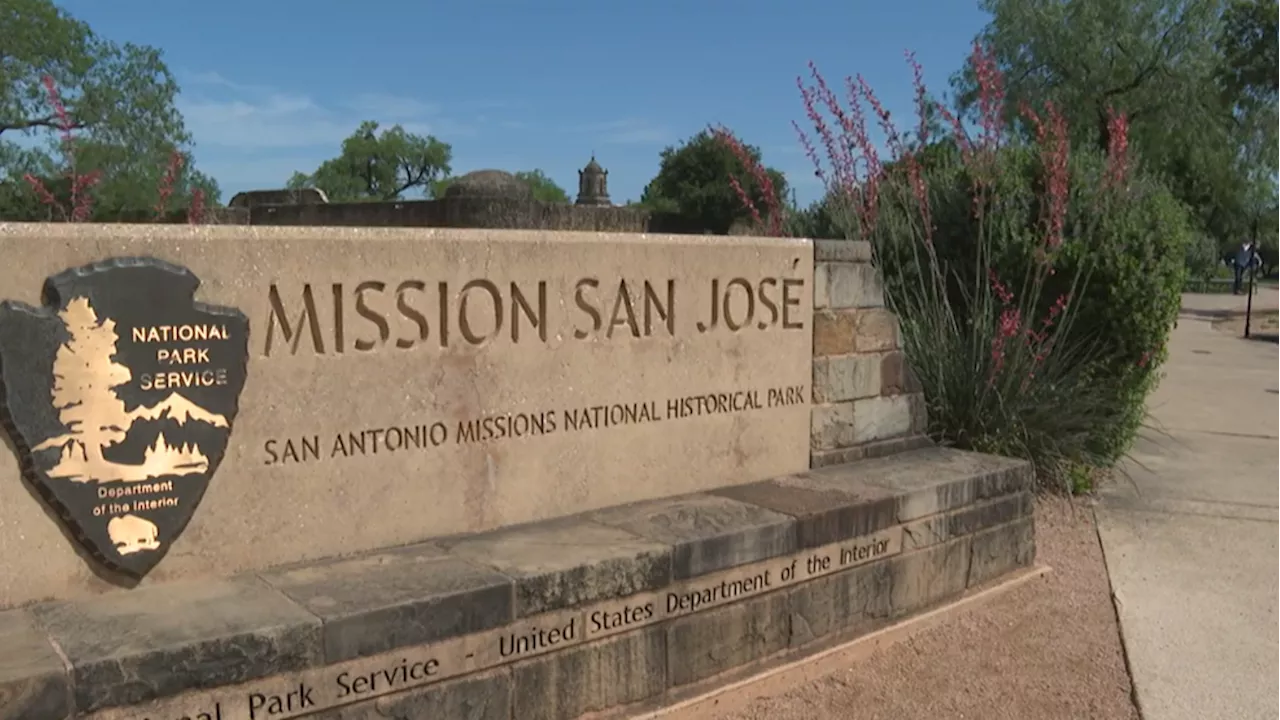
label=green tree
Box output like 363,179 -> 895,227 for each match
1217,0 -> 1278,112
0,0 -> 219,219
512,170 -> 569,203
1215,0 -> 1279,247
288,121 -> 452,202
640,130 -> 789,235
954,0 -> 1278,246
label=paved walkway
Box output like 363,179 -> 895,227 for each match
1096,292 -> 1279,720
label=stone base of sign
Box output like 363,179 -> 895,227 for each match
0,447 -> 1036,720
627,564 -> 1052,720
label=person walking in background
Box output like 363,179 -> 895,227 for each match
1232,240 -> 1260,295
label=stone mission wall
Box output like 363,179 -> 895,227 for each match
249,198 -> 652,233
809,240 -> 929,468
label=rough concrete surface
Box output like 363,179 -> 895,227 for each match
1095,297 -> 1279,720
682,497 -> 1139,720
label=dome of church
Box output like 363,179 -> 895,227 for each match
444,170 -> 533,200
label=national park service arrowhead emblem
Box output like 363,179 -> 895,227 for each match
0,258 -> 249,578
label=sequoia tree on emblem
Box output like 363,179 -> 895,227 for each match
0,258 -> 249,578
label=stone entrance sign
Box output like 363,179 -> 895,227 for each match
0,225 -> 812,605
0,258 -> 249,578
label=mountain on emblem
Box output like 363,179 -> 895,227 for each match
0,258 -> 249,578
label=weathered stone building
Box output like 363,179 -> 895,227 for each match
240,160 -> 650,232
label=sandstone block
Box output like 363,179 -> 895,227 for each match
259,542 -> 512,662
968,517 -> 1036,588
950,492 -> 1033,536
889,535 -> 971,617
814,240 -> 872,263
813,263 -> 830,309
975,464 -> 1034,500
591,494 -> 795,579
314,669 -> 511,720
879,351 -> 923,396
713,472 -> 897,549
0,610 -> 71,720
812,309 -> 858,356
666,592 -> 791,687
808,435 -> 933,469
512,627 -> 665,720
441,516 -> 670,617
854,309 -> 899,351
0,225 -> 813,611
856,447 -> 1029,522
851,395 -> 913,443
30,577 -> 321,713
902,492 -> 1034,550
825,263 -> 884,309
789,560 -> 893,646
813,354 -> 880,404
810,402 -> 856,450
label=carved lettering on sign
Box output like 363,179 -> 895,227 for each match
103,527 -> 904,720
94,520 -> 906,717
259,384 -> 809,466
261,275 -> 806,357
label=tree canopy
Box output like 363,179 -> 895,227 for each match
511,170 -> 570,203
954,0 -> 1278,247
287,121 -> 452,202
0,0 -> 219,220
640,130 -> 789,235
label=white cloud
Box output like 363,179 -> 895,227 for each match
176,71 -> 470,151
184,70 -> 240,89
346,93 -> 439,120
172,70 -> 553,195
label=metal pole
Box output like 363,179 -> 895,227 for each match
1245,250 -> 1256,339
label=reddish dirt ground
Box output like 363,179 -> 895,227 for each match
685,497 -> 1141,720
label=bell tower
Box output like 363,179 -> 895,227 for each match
575,154 -> 612,206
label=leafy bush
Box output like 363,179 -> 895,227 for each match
777,47 -> 1189,488
1185,233 -> 1223,287
784,193 -> 846,240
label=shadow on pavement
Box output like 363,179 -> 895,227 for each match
1179,307 -> 1263,320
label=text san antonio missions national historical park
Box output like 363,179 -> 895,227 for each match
254,273 -> 809,465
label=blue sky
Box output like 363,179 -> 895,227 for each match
56,0 -> 990,206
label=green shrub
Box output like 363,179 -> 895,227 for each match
1046,158 -> 1190,461
1184,233 -> 1223,288
784,47 -> 1189,488
784,194 -> 846,240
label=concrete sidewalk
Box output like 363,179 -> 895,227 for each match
1096,295 -> 1279,720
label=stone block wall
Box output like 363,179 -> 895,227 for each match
0,447 -> 1035,720
810,240 -> 929,468
245,197 -> 653,233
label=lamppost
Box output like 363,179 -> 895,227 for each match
1245,215 -> 1259,339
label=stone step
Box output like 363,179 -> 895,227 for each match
0,446 -> 1035,720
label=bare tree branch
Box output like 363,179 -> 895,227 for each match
0,114 -> 88,136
